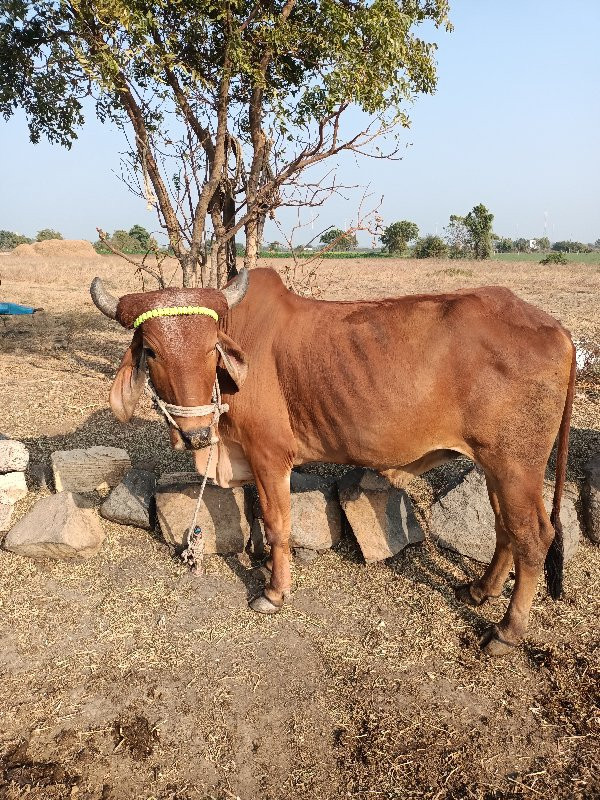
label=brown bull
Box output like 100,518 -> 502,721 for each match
90,267 -> 575,656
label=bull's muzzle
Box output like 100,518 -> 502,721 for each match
180,425 -> 214,450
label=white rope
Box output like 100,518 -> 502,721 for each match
180,441 -> 215,574
145,378 -> 229,439
144,371 -> 229,575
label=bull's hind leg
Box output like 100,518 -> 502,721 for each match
478,467 -> 555,656
455,480 -> 513,606
249,469 -> 292,614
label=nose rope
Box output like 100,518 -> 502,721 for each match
144,366 -> 230,575
144,377 -> 229,445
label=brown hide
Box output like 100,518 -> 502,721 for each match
218,269 -> 573,478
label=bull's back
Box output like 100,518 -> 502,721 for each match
229,271 -> 573,467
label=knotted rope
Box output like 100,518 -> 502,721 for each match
145,370 -> 229,574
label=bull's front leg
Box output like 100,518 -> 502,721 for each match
249,468 -> 292,614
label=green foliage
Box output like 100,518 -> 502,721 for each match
496,237 -> 513,253
95,229 -> 153,254
235,243 -> 245,257
380,220 -> 419,254
513,237 -> 530,253
540,251 -> 568,265
36,228 -> 63,241
414,235 -> 447,259
320,228 -> 358,250
552,240 -> 590,253
0,229 -> 32,250
535,236 -> 550,252
444,204 -> 493,259
0,1 -> 450,150
128,225 -> 152,249
463,203 -> 494,259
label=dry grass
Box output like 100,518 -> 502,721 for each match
0,254 -> 598,800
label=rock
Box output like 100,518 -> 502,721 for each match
100,469 -> 157,530
51,447 -> 131,493
0,502 -> 13,533
28,462 -> 52,491
252,471 -> 343,552
155,472 -> 250,553
294,547 -> 320,565
429,467 -> 580,563
582,454 -> 600,543
0,472 -> 28,505
4,492 -> 105,560
0,440 -> 29,474
337,468 -> 425,563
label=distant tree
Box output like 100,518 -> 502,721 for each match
235,242 -> 245,257
128,225 -> 152,249
36,228 -> 63,241
463,203 -> 494,259
535,236 -> 550,252
320,228 -> 358,251
414,235 -> 447,259
445,214 -> 472,258
380,220 -> 419,254
496,237 -> 513,253
106,229 -> 142,253
0,230 -> 32,250
513,237 -> 530,253
595,238 -> 600,249
552,240 -> 589,253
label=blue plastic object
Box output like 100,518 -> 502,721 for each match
0,302 -> 37,315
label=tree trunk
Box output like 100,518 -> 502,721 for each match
244,218 -> 260,270
180,253 -> 194,288
223,186 -> 238,282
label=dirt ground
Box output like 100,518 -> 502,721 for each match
0,254 -> 598,800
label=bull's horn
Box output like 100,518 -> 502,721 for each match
90,277 -> 118,320
221,268 -> 249,309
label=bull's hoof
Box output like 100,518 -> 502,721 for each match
249,592 -> 284,615
455,582 -> 485,607
479,626 -> 518,657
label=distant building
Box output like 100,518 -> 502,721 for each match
529,239 -> 538,251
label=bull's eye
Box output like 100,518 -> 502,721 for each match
144,346 -> 157,360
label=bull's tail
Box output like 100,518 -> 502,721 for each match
544,340 -> 576,600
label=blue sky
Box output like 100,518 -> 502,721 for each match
1,1 -> 599,246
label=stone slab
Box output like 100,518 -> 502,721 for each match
0,440 -> 29,474
0,502 -> 13,532
100,468 -> 156,530
51,446 -> 131,493
156,472 -> 250,553
0,472 -> 28,505
4,492 -> 105,560
429,467 -> 580,563
337,468 -> 425,563
582,454 -> 600,544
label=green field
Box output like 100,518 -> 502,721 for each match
493,251 -> 600,264
257,250 -> 600,264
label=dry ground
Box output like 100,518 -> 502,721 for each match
0,254 -> 598,800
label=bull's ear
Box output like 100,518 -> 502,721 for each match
216,331 -> 248,390
109,329 -> 146,422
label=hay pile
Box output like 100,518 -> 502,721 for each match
10,239 -> 99,258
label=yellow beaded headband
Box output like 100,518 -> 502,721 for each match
133,306 -> 219,329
